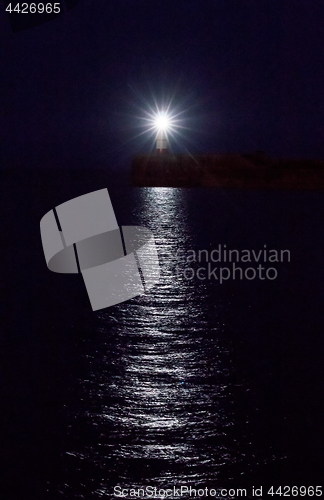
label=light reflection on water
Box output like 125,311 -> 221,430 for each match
57,188 -> 265,499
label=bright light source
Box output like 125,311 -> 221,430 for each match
128,87 -> 194,154
154,113 -> 170,132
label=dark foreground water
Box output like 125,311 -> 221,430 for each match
2,169 -> 324,499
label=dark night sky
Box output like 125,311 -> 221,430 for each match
2,0 -> 324,168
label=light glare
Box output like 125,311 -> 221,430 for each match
127,86 -> 197,153
155,113 -> 170,132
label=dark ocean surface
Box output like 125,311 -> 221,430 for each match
2,168 -> 324,499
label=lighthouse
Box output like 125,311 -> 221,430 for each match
155,112 -> 169,153
156,128 -> 168,152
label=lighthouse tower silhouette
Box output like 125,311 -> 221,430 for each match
155,112 -> 169,153
156,127 -> 168,153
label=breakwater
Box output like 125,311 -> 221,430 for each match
131,153 -> 324,189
